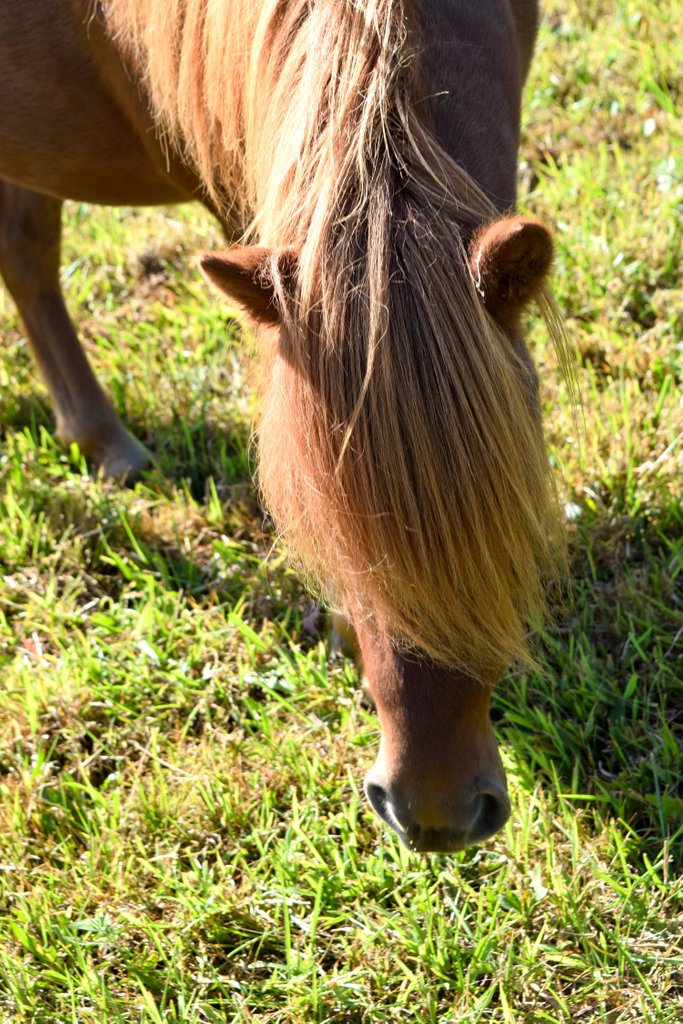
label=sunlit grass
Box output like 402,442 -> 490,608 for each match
0,1 -> 681,1020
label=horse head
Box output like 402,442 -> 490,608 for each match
201,212 -> 556,854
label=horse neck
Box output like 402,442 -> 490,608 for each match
416,0 -> 528,210
249,0 -> 528,248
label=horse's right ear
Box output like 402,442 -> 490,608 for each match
200,246 -> 298,326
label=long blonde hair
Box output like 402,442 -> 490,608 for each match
109,0 -> 568,675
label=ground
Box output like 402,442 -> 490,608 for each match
0,1 -> 681,1021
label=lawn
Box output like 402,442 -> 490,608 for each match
0,1 -> 681,1021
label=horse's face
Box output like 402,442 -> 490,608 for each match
201,214 -> 554,854
356,621 -> 509,853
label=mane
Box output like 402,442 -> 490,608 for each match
109,0 -> 569,675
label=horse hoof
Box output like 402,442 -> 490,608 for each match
98,432 -> 152,483
57,418 -> 152,483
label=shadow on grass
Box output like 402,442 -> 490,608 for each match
495,500 -> 683,866
127,409 -> 254,504
0,405 -> 318,644
0,392 -> 54,436
0,395 -> 252,500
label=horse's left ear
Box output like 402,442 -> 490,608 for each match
200,246 -> 298,326
468,216 -> 553,329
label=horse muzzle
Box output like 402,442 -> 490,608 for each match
364,774 -> 511,854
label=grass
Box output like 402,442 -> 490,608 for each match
0,0 -> 681,1020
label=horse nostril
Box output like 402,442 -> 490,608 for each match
469,786 -> 511,843
365,780 -> 414,837
365,780 -> 392,825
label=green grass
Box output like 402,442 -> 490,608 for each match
0,0 -> 681,1020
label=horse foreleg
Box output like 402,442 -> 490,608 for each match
0,181 -> 149,479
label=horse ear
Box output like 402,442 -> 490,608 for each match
200,246 -> 298,326
469,216 -> 553,328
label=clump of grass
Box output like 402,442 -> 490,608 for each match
0,1 -> 681,1020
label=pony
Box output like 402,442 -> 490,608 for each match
0,0 -> 568,853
